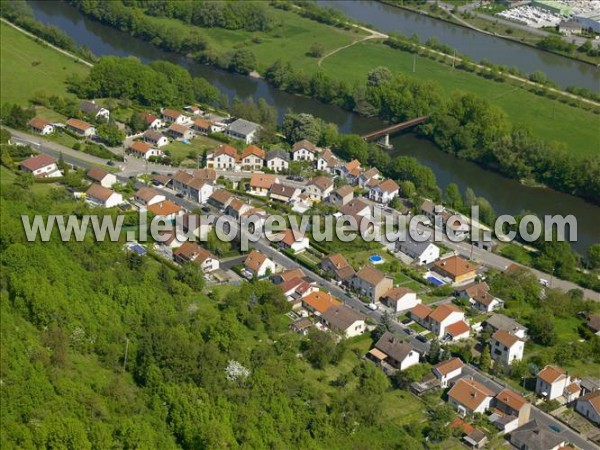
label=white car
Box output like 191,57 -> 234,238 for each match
539,278 -> 550,287
367,302 -> 378,311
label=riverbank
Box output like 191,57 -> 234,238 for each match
378,0 -> 600,68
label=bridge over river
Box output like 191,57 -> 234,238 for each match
361,116 -> 430,147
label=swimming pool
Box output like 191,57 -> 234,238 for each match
369,254 -> 383,264
426,276 -> 445,286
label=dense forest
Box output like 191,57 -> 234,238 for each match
1,181 -> 443,448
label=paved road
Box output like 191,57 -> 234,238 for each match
462,364 -> 599,450
8,129 -> 599,301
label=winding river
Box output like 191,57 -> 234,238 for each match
27,1 -> 599,253
318,0 -> 600,92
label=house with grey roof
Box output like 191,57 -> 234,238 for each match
483,314 -> 527,340
395,239 -> 440,265
509,420 -> 565,450
368,331 -> 419,372
79,100 -> 110,121
225,118 -> 261,144
266,149 -> 290,172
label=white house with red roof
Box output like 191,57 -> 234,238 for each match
28,117 -> 54,135
491,330 -> 524,366
129,141 -> 164,159
66,118 -> 95,137
427,304 -> 467,339
87,167 -> 116,188
448,378 -> 495,416
209,145 -> 239,170
20,154 -> 62,178
139,112 -> 163,130
244,250 -> 276,278
535,365 -> 571,400
575,391 -> 600,425
432,357 -> 464,388
381,287 -> 420,313
291,139 -> 317,161
86,183 -> 123,208
142,130 -> 169,148
162,108 -> 187,125
368,179 -> 400,204
277,229 -> 309,254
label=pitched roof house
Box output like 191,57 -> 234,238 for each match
66,118 -> 95,136
381,287 -> 420,313
291,139 -> 317,161
510,420 -> 566,450
305,176 -> 334,201
432,255 -> 478,285
86,183 -> 122,208
447,378 -> 495,416
269,183 -> 300,203
249,173 -> 279,196
329,185 -> 354,207
225,118 -> 260,144
368,178 -> 400,204
427,304 -> 467,340
369,331 -> 419,371
143,129 -> 169,147
321,305 -> 366,338
208,189 -> 234,210
493,388 -> 531,427
491,330 -> 525,365
302,291 -> 341,316
575,390 -> 600,425
87,167 -> 116,188
265,149 -> 290,172
28,117 -> 54,135
244,250 -> 275,278
240,145 -> 265,171
79,100 -> 109,120
484,314 -> 527,340
134,187 -> 166,207
395,240 -> 440,265
536,365 -> 571,401
20,154 -> 62,178
432,357 -> 464,388
162,108 -> 187,124
147,200 -> 183,220
173,242 -> 219,272
351,266 -> 393,303
321,253 -> 355,283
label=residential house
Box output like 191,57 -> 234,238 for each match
491,330 -> 524,366
79,100 -> 109,121
185,177 -> 214,204
289,318 -> 313,336
587,314 -> 600,336
225,198 -> 251,220
483,314 -> 527,340
493,389 -> 531,428
427,304 -> 467,339
28,117 -> 54,135
129,141 -> 164,159
396,240 -> 440,265
210,145 -> 238,170
444,321 -> 471,341
66,118 -> 96,137
173,241 -> 219,272
192,168 -> 217,183
87,167 -> 116,188
249,173 -> 279,196
342,159 -> 361,178
316,148 -> 338,173
357,167 -> 380,188
278,229 -> 309,254
178,213 -> 211,241
167,123 -> 194,140
409,304 -> 433,328
463,429 -> 487,449
271,268 -> 306,285
279,276 -> 317,304
432,255 -> 478,285
469,285 -> 503,313
86,183 -> 122,208
368,331 -> 419,371
305,176 -> 334,202
340,198 -> 371,218
139,112 -> 163,130
565,381 -> 582,404
134,187 -> 166,207
157,227 -> 187,249
351,266 -> 393,303
329,185 -> 354,208
265,149 -> 290,172
420,200 -> 444,223
291,139 -> 317,161
244,250 -> 275,278
368,179 -> 400,204
381,287 -> 420,313
447,377 -> 494,416
580,377 -> 600,396
321,305 -> 366,338
510,420 -> 566,450
432,357 -> 463,388
143,130 -> 169,147
20,154 -> 62,178
240,145 -> 265,171
575,391 -> 600,425
302,291 -> 341,316
148,200 -> 183,221
225,118 -> 260,144
269,183 -> 300,203
536,365 -> 571,400
321,253 -> 355,284
192,118 -> 216,135
162,108 -> 187,124
208,189 -> 234,210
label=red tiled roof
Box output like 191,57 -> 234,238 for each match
410,304 -> 432,320
66,118 -> 93,132
492,329 -> 520,348
147,200 -> 181,216
445,320 -> 470,337
130,141 -> 152,154
28,117 -> 51,129
433,357 -> 464,376
537,365 -> 567,384
428,304 -> 463,323
20,154 -> 56,171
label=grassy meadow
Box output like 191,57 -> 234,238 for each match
0,22 -> 89,105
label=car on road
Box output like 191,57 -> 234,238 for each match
367,303 -> 378,311
201,206 -> 211,213
539,278 -> 550,287
415,334 -> 428,343
106,161 -> 116,166
403,328 -> 414,335
401,318 -> 412,325
548,424 -> 561,433
175,193 -> 184,198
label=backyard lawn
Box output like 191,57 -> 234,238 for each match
163,135 -> 221,166
0,22 -> 89,105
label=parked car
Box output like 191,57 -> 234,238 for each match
106,160 -> 116,166
175,192 -> 184,198
539,278 -> 550,287
548,424 -> 561,433
401,318 -> 412,325
367,303 -> 378,311
415,334 -> 428,343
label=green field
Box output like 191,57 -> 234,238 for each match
0,22 -> 90,105
322,41 -> 600,157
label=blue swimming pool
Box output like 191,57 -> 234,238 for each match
426,276 -> 445,286
369,254 -> 383,264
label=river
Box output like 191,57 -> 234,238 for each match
27,1 -> 599,253
318,0 -> 600,92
